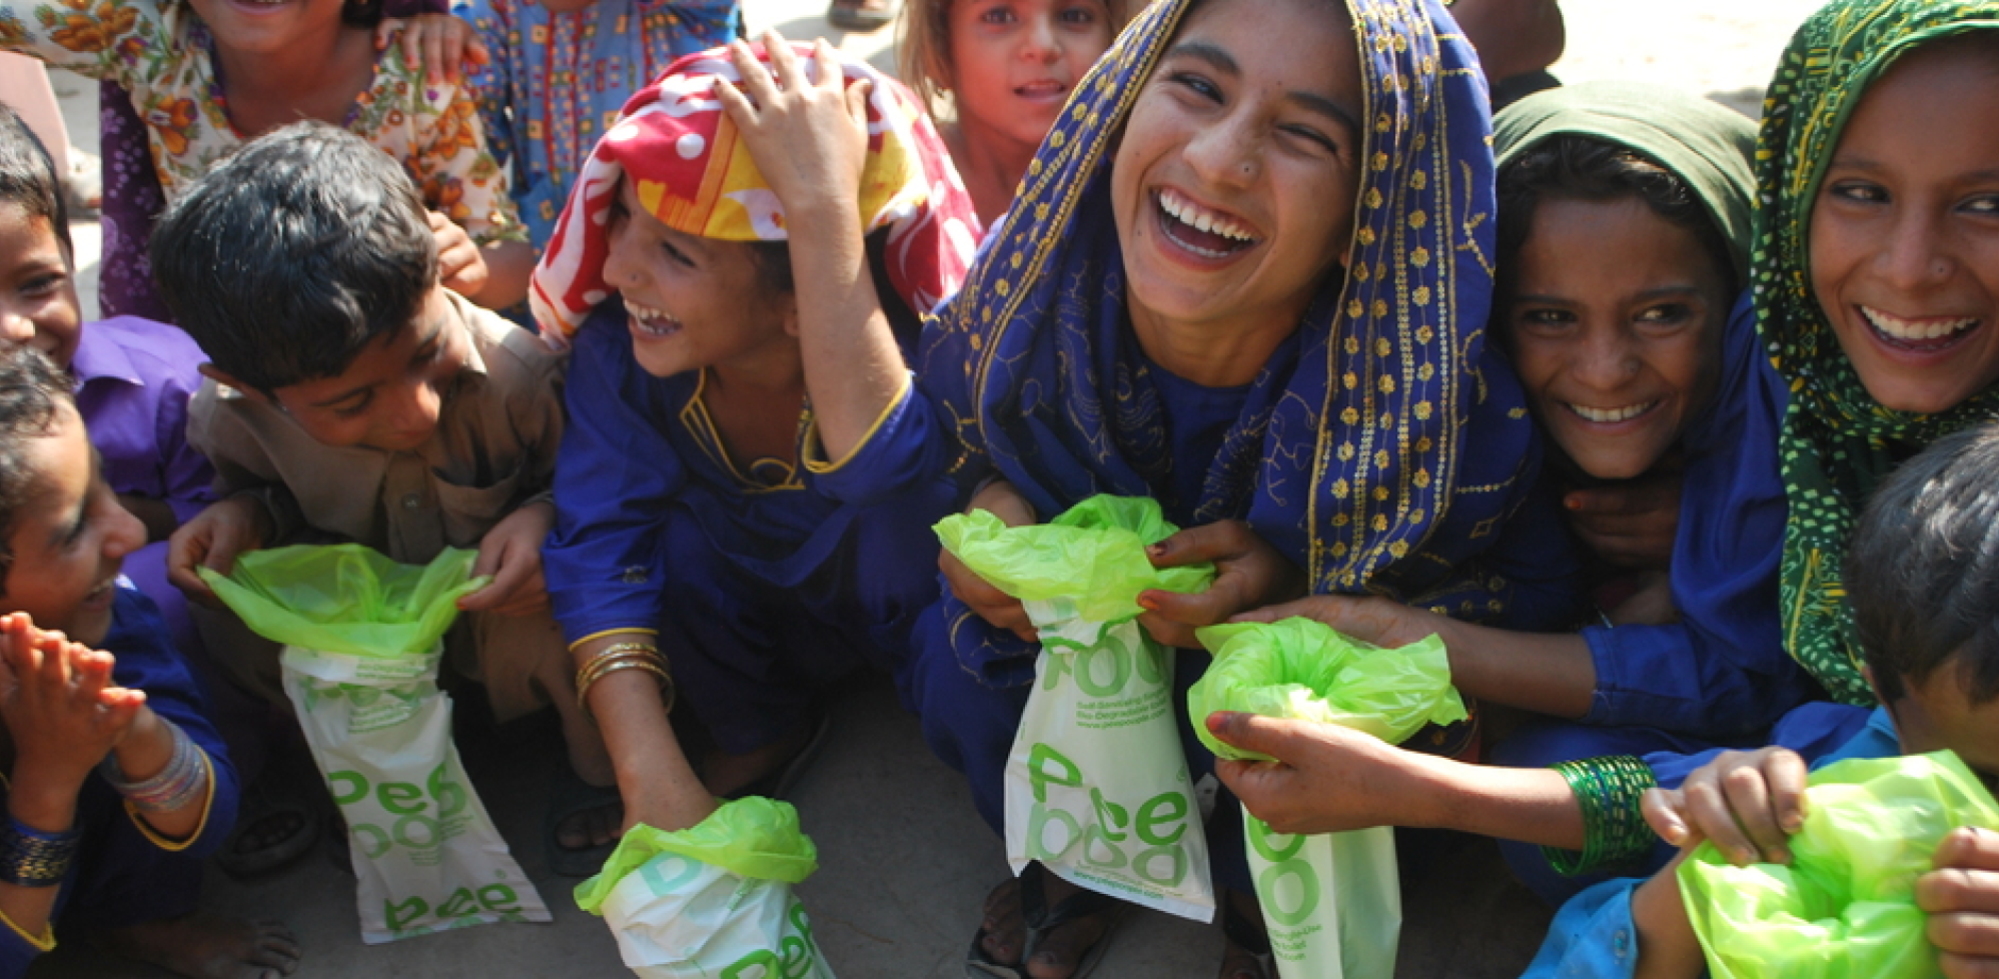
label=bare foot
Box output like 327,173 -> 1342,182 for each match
99,912 -> 300,979
555,796 -> 624,849
974,872 -> 1112,979
700,723 -> 814,799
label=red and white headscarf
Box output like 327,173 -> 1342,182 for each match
529,43 -> 981,345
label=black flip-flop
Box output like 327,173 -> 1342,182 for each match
214,776 -> 320,879
966,862 -> 1119,979
545,758 -> 623,878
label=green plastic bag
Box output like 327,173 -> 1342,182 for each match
576,799 -> 835,978
937,495 -> 1218,921
935,494 -> 1212,645
1189,618 -> 1465,759
1188,617 -> 1465,979
201,544 -> 548,943
1678,749 -> 1999,979
198,543 -> 486,658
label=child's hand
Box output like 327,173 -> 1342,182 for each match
940,479 -> 1038,642
0,615 -> 144,803
713,32 -> 872,222
1641,746 -> 1809,866
1207,711 -> 1426,835
167,497 -> 271,607
431,211 -> 491,300
458,501 -> 552,617
1919,826 -> 1999,976
1230,592 -> 1447,651
376,13 -> 490,84
1135,521 -> 1305,649
1565,471 -> 1681,572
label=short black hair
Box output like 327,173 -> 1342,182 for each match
0,100 -> 70,262
1848,423 -> 1999,706
0,346 -> 74,594
151,121 -> 438,393
1493,134 -> 1737,330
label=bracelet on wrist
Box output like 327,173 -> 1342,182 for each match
575,644 -> 676,720
100,719 -> 207,813
0,818 -> 78,887
1540,754 -> 1658,877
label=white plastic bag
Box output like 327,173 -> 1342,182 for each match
283,643 -> 551,943
577,801 -> 836,978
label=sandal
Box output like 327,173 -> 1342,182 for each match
214,775 -> 320,879
1220,894 -> 1275,979
826,0 -> 896,32
967,862 -> 1119,979
545,757 -> 624,878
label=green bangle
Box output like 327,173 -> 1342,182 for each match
1540,755 -> 1658,877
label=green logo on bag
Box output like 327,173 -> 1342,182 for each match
327,763 -> 470,855
1023,743 -> 1194,887
719,898 -> 821,978
1249,819 -> 1320,926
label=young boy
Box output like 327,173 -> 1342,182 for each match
1520,423 -> 1999,977
153,122 -> 618,875
0,101 -> 215,679
0,346 -> 296,979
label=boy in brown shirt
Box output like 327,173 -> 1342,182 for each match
154,122 -> 618,877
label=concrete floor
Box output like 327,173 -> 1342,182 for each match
26,0 -> 1808,974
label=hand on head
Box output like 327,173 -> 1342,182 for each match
430,210 -> 489,299
1641,746 -> 1809,867
712,31 -> 874,218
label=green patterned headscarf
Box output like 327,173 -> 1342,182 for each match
1760,0 -> 1999,704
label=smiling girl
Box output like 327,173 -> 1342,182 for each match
530,41 -> 977,840
898,0 -> 1131,223
0,0 -> 534,309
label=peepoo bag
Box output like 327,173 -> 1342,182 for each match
575,798 -> 836,978
1677,749 -> 1999,979
1188,617 -> 1466,979
936,494 -> 1217,920
201,544 -> 551,944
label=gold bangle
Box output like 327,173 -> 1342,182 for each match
587,641 -> 660,664
574,648 -> 667,691
575,650 -> 676,720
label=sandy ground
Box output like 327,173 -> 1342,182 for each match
29,2 -> 1819,977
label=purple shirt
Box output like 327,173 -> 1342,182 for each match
72,316 -> 215,523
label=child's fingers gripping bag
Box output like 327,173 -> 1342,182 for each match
1677,749 -> 1999,979
576,798 -> 836,978
200,544 -> 551,943
1188,617 -> 1467,979
935,494 -> 1218,921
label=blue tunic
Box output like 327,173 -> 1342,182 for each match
1521,703 -> 1892,978
0,587 -> 242,977
543,304 -> 961,752
1493,298 -> 1827,901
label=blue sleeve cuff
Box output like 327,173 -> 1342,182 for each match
1522,878 -> 1645,979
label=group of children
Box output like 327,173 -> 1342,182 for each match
0,0 -> 1986,978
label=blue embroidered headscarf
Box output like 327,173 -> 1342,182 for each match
918,0 -> 1537,633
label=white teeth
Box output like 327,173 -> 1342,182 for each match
1157,189 -> 1256,243
1566,402 -> 1656,423
1860,306 -> 1977,342
625,300 -> 680,337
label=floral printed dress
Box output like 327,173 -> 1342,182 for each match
0,0 -> 524,246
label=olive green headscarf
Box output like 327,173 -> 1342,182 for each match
1759,0 -> 1999,704
1494,80 -> 1758,288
